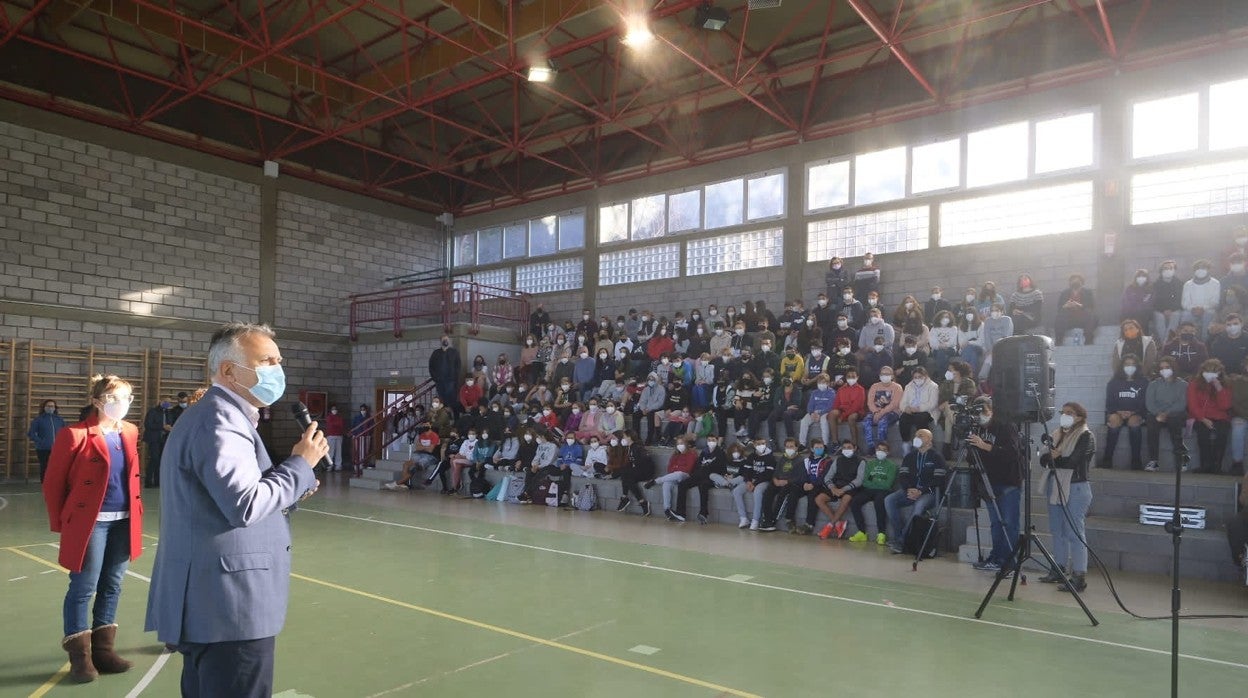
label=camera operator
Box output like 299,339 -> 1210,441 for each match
963,397 -> 1023,574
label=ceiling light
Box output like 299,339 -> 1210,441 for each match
695,3 -> 730,31
527,63 -> 553,83
621,19 -> 653,47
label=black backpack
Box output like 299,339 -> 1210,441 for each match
902,513 -> 940,559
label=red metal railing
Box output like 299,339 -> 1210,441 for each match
351,379 -> 436,472
348,279 -> 528,341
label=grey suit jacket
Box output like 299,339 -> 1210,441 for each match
145,386 -> 316,644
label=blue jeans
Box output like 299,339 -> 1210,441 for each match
62,517 -> 130,636
1048,481 -> 1093,573
985,485 -> 1020,566
884,489 -> 936,541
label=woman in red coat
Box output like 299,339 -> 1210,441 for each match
1187,359 -> 1233,474
42,375 -> 143,683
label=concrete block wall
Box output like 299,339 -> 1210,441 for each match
275,192 -> 442,334
525,289 -> 584,331
0,121 -> 261,322
350,338 -> 441,409
595,267 -> 785,323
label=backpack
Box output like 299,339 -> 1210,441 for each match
504,476 -> 527,503
485,477 -> 506,501
573,484 -> 599,511
902,513 -> 941,559
469,476 -> 491,498
539,480 -> 560,507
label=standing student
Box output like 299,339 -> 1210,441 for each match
848,442 -> 897,545
141,397 -> 177,488
43,375 -> 144,683
27,398 -> 66,482
323,404 -> 345,472
1041,402 -> 1095,593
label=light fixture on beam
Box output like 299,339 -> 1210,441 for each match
695,3 -> 730,31
527,60 -> 555,83
621,17 -> 654,47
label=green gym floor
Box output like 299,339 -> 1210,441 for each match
2,480 -> 1246,698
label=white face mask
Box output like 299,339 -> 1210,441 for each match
543,409 -> 552,415
905,347 -> 917,355
991,311 -> 1003,320
641,316 -> 649,322
706,441 -> 718,449
873,344 -> 884,353
735,328 -> 745,336
101,398 -> 130,422
591,442 -> 600,448
524,434 -> 534,442
911,437 -> 923,449
931,294 -> 941,301
870,316 -> 882,325
754,444 -> 767,454
761,345 -> 771,352
837,320 -> 848,329
841,449 -> 855,458
846,378 -> 857,386
784,448 -> 796,457
940,318 -> 950,326
572,408 -> 581,414
676,443 -> 687,452
566,439 -> 575,445
465,380 -> 474,387
715,328 -> 724,335
905,303 -> 914,310
818,299 -> 828,307
1161,269 -> 1175,280
945,370 -> 955,381
610,439 -> 619,447
1135,276 -> 1148,286
875,451 -> 888,460
1195,269 -> 1209,279
817,383 -> 829,391
837,347 -> 849,356
621,438 -> 632,447
467,434 -> 478,442
965,313 -> 975,322
978,415 -> 991,426
607,406 -> 616,413
842,295 -> 853,302
589,405 -> 599,412
880,374 -> 893,383
913,377 -> 926,386
965,294 -> 976,303
868,299 -> 878,307
1228,324 -> 1243,336
763,377 -> 773,385
1059,414 -> 1076,428
1203,372 -> 1219,382
1123,365 -> 1138,376
1160,368 -> 1174,379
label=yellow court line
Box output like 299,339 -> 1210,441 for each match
291,572 -> 763,698
3,548 -> 71,697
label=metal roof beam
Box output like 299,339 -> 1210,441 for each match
845,0 -> 938,99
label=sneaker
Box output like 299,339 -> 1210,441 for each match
739,517 -> 750,529
1181,464 -> 1189,473
616,498 -> 630,512
1057,575 -> 1087,593
972,560 -> 1001,572
760,523 -> 777,532
818,524 -> 835,540
750,520 -> 760,531
664,508 -> 677,521
833,521 -> 848,539
640,500 -> 652,517
381,482 -> 402,491
889,544 -> 904,554
796,523 -> 813,535
697,513 -> 708,525
670,510 -> 686,522
847,531 -> 867,542
876,533 -> 887,546
1144,461 -> 1159,472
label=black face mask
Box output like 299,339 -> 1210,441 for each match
1181,333 -> 1195,341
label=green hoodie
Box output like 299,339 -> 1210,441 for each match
861,458 -> 898,491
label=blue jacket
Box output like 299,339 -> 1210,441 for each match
557,442 -> 584,467
573,357 -> 598,385
28,412 -> 67,450
805,387 -> 836,414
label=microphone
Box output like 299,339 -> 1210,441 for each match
291,401 -> 332,471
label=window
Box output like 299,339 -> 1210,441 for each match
911,138 -> 960,194
1132,93 -> 1199,159
471,268 -> 511,289
477,227 -> 503,265
631,194 -> 667,240
529,215 -> 557,256
854,147 -> 907,205
1210,78 -> 1248,151
455,233 -> 476,267
599,203 -> 629,244
504,223 -> 527,258
807,159 -> 850,212
1131,159 -> 1248,225
515,258 -> 582,294
940,181 -> 1093,247
967,121 -> 1028,187
687,229 -> 783,276
746,171 -> 786,220
1035,112 -> 1095,174
599,243 -> 681,286
558,210 -> 585,250
806,206 -> 929,261
704,178 -> 744,229
668,189 -> 702,233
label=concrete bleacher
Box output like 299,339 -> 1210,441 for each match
351,325 -> 1245,584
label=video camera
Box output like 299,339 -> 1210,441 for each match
949,395 -> 987,445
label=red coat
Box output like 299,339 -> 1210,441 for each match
1187,380 -> 1232,422
42,414 -> 144,573
323,412 -> 345,437
832,383 -> 867,417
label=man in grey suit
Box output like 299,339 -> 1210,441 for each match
146,323 -> 326,697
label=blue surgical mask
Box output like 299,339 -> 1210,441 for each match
812,447 -> 825,456
233,362 -> 286,406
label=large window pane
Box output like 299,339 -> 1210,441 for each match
631,194 -> 667,240
967,121 -> 1028,187
854,147 -> 907,205
504,223 -> 528,258
599,243 -> 681,286
807,160 -> 850,212
911,138 -> 960,194
688,229 -> 783,276
747,172 -> 786,220
599,203 -> 629,244
806,206 -> 929,261
558,210 -> 585,250
516,258 -> 582,294
940,182 -> 1093,247
529,215 -> 557,256
668,189 -> 702,233
1131,159 -> 1248,225
704,178 -> 744,229
1035,112 -> 1095,174
1133,93 -> 1198,159
455,232 -> 476,267
477,227 -> 503,265
1210,78 -> 1248,151
471,268 -> 510,289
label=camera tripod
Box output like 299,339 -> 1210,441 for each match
950,430 -> 1011,566
974,420 -> 1098,626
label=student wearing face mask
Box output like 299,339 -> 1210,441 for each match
759,438 -> 805,532
1209,313 -> 1248,377
798,374 -> 836,447
793,315 -> 825,356
1188,359 -> 1232,474
957,305 -> 986,375
1120,269 -> 1154,332
852,252 -> 881,301
458,373 -> 484,416
1143,358 -> 1188,472
1152,259 -> 1185,342
647,325 -> 675,361
1009,274 -> 1044,336
826,339 -> 857,387
1182,259 -> 1221,341
809,440 -> 860,538
859,337 -> 893,390
953,287 -> 979,324
686,322 -> 710,358
571,347 -> 597,402
857,309 -> 896,357
893,337 -> 928,388
351,404 -> 373,470
802,341 -> 833,390
829,368 -> 866,450
897,368 -> 939,456
839,289 -> 867,330
884,429 -> 946,553
733,439 -> 776,529
924,286 -> 953,327
826,256 -> 851,302
848,442 -> 897,545
614,431 -> 654,515
812,293 -> 837,332
1162,320 -> 1208,378
1054,274 -> 1096,346
636,311 -> 657,345
1102,355 -> 1149,470
29,399 -> 67,482
824,312 -> 859,351
981,302 -> 1014,357
647,436 -> 698,520
323,404 -> 345,472
936,361 -> 978,455
1225,356 -> 1248,476
1110,319 -> 1158,378
778,345 -> 807,386
891,294 -> 923,331
928,310 -> 959,378
1222,252 -> 1248,299
963,398 -> 1024,573
633,373 -> 667,445
1042,403 -> 1095,592
975,282 -> 1006,321
863,367 -> 903,452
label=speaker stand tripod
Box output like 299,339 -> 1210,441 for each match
974,422 -> 1098,626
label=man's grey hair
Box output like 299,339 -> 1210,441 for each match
208,322 -> 276,375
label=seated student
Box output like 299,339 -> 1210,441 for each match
582,434 -> 608,477
381,427 -> 442,491
863,366 -> 903,451
492,428 -> 520,471
793,316 -> 825,356
673,436 -> 729,524
614,431 -> 655,515
647,436 -> 698,520
1111,319 -> 1158,377
812,292 -> 837,334
1162,320 -> 1209,378
686,404 -> 717,448
654,353 -> 676,386
830,368 -> 866,449
813,440 -> 866,539
957,305 -> 986,375
928,310 -> 960,378
692,352 -> 717,409
520,430 -> 559,504
937,360 -> 979,451
848,442 -> 897,545
898,367 -> 939,456
981,303 -> 1014,354
759,438 -> 804,532
575,399 -> 603,441
662,405 -> 694,445
459,375 -> 484,415
634,373 -> 667,445
731,439 -> 775,530
536,403 -> 561,432
1189,359 -> 1233,474
1182,259 -> 1221,340
884,429 -> 947,553
897,310 -> 931,355
655,377 -> 690,445
1009,274 -> 1044,335
710,374 -> 735,437
827,339 -> 858,386
1103,354 -> 1149,469
798,373 -> 836,447
470,428 -> 497,472
925,286 -> 954,327
1210,313 -> 1248,377
448,429 -> 480,494
552,432 -> 584,493
563,402 -> 585,436
1144,357 -> 1188,472
730,373 -> 761,438
792,438 -> 834,535
825,313 -> 859,350
894,336 -> 928,387
600,400 -> 625,436
1121,269 -> 1153,331
839,288 -> 866,330
604,432 -> 628,479
747,371 -> 777,439
766,377 -> 803,447
778,345 -> 806,385
858,308 -> 896,356
1054,274 -> 1096,345
860,335 -> 893,389
802,342 -> 833,391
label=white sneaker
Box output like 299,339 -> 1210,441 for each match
749,520 -> 760,531
1144,461 -> 1159,472
382,482 -> 401,491
738,517 -> 749,529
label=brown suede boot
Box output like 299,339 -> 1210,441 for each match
90,624 -> 133,673
61,630 -> 98,683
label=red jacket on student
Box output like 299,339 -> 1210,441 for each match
458,382 -> 484,410
324,412 -> 345,437
41,414 -> 144,573
666,449 -> 698,475
832,383 -> 867,417
1187,380 -> 1231,422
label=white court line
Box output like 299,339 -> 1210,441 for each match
301,507 -> 1248,671
124,648 -> 174,698
0,496 -> 7,512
